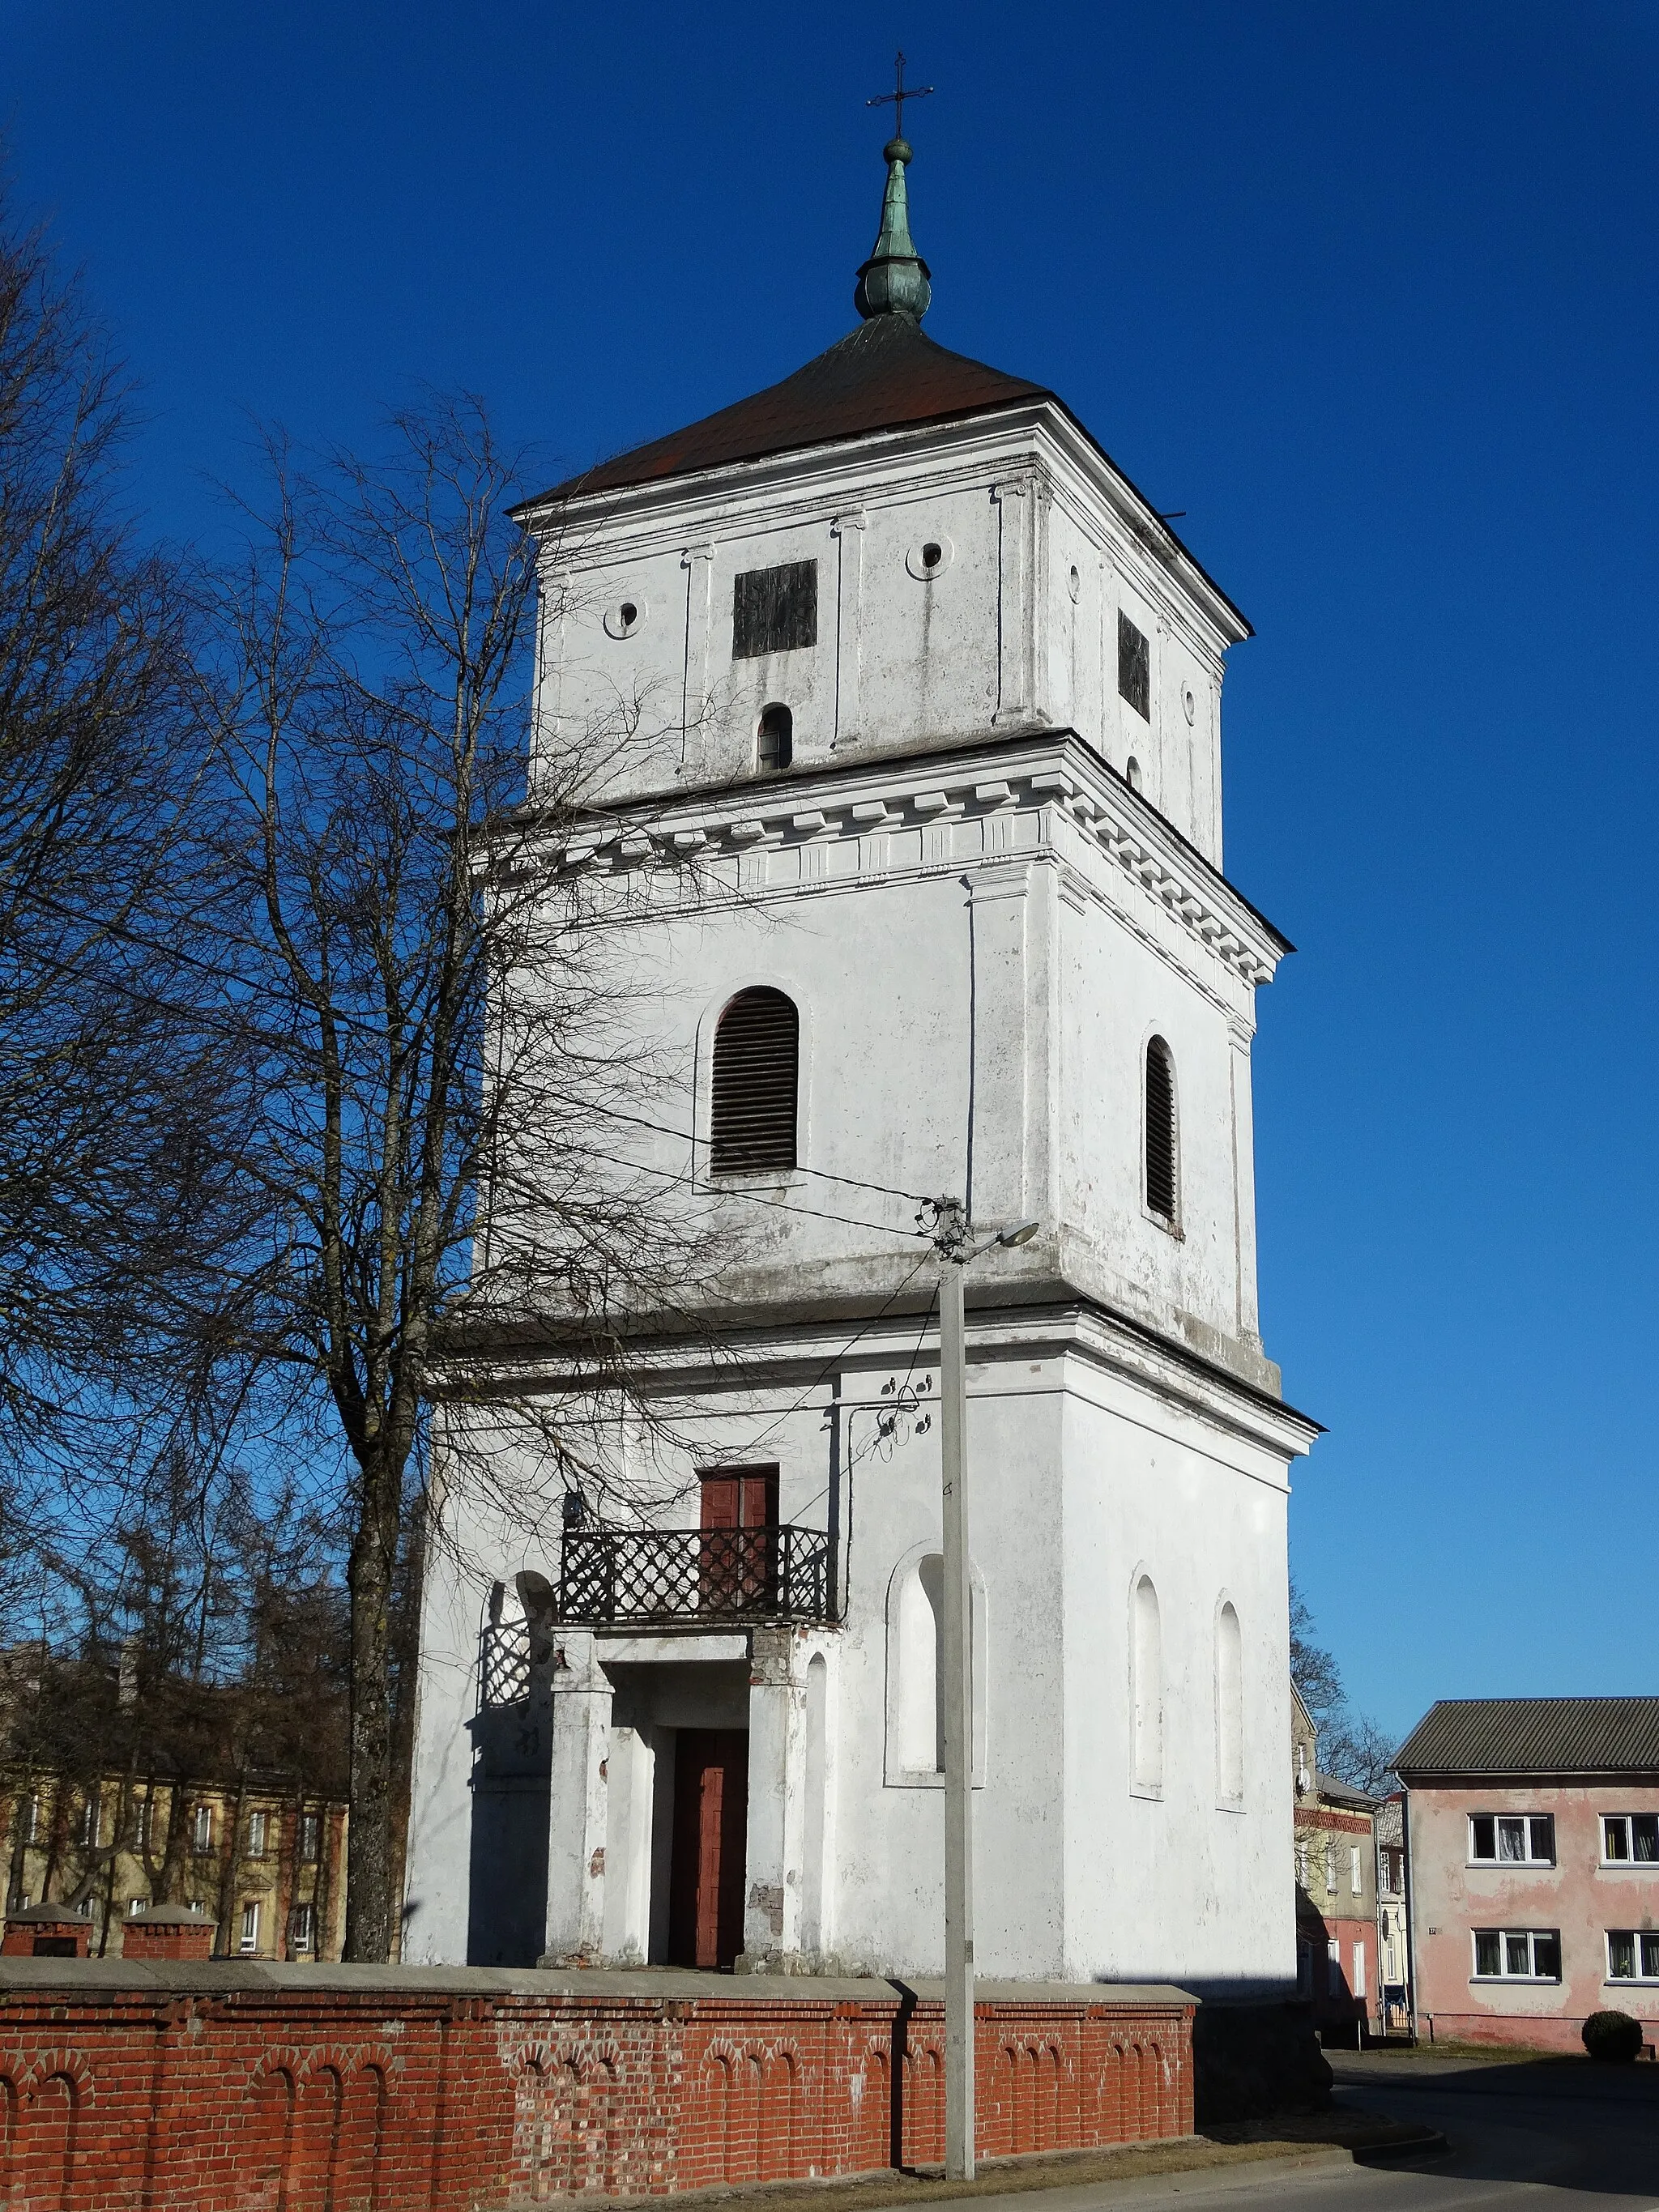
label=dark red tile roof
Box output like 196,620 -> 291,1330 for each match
525,315 -> 1052,507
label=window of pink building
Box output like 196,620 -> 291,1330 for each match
1607,1930 -> 1659,1981
1473,1928 -> 1561,1980
1602,1815 -> 1659,1863
1469,1814 -> 1554,1865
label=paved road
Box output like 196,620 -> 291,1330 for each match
928,2053 -> 1659,2212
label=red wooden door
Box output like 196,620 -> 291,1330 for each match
699,1466 -> 778,1610
667,1729 -> 749,1968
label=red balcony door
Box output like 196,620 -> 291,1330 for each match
699,1466 -> 778,1611
667,1728 -> 749,1969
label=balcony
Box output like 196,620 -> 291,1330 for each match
555,1524 -> 834,1633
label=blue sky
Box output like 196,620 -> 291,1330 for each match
5,1 -> 1657,1741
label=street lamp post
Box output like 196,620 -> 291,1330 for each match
929,1203 -> 1039,2184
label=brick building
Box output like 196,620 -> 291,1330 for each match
3,1771 -> 346,1961
1375,1795 -> 1410,2031
1291,1686 -> 1380,2043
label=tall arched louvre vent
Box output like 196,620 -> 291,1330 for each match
1145,1036 -> 1177,1222
710,988 -> 799,1175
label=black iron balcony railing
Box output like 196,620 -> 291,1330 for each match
556,1524 -> 834,1631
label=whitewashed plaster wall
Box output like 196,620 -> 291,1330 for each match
517,732 -> 1281,1387
524,401 -> 1242,869
403,1305 -> 1305,1988
1056,1367 -> 1296,1988
403,376 -> 1311,1986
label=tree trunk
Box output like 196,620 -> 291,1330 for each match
343,1446 -> 403,1961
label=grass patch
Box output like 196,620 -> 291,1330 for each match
1383,2039 -> 1578,2064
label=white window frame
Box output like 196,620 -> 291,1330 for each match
24,1794 -> 40,1843
1472,1927 -> 1562,1981
1296,1840 -> 1309,1889
192,1803 -> 214,1853
246,1810 -> 268,1859
299,1811 -> 321,1864
1606,1929 -> 1659,1983
238,1900 -> 260,1955
1350,1843 -> 1363,1896
1468,1813 -> 1555,1866
80,1796 -> 100,1848
1324,1842 -> 1337,1894
290,1901 -> 315,1954
127,1897 -> 145,1918
1326,1937 -> 1341,1996
1601,1814 -> 1659,1866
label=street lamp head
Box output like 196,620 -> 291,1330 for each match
996,1217 -> 1041,1248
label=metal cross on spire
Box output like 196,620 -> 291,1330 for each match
867,49 -> 933,143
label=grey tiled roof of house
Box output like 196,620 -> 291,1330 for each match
1395,1697 -> 1659,1779
1314,1771 -> 1381,1811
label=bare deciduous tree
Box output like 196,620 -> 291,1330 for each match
192,397 -> 728,1958
1291,1577 -> 1398,1795
0,190 -> 243,1617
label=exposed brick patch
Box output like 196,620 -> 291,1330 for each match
0,1967 -> 1192,2207
1,1915 -> 89,1958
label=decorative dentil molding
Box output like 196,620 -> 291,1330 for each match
543,755 -> 1282,995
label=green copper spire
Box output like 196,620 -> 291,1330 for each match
854,134 -> 932,322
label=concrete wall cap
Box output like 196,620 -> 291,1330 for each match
0,1957 -> 1198,2006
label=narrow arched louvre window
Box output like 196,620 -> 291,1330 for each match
1144,1036 -> 1177,1222
710,988 -> 798,1174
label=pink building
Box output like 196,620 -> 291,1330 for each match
1396,1697 -> 1659,2052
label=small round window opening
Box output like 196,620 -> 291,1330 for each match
1068,565 -> 1081,603
603,598 -> 646,640
906,535 -> 953,581
1126,756 -> 1143,794
757,704 -> 793,773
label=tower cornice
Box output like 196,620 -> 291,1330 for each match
514,727 -> 1290,1001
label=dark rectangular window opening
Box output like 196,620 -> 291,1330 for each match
1118,609 -> 1150,720
734,560 -> 818,659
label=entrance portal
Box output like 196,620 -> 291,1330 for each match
667,1728 -> 748,1968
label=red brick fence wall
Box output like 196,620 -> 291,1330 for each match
0,1962 -> 1192,2209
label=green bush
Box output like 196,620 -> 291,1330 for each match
1582,2010 -> 1644,2063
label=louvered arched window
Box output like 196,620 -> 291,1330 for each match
710,987 -> 799,1175
1144,1035 -> 1178,1225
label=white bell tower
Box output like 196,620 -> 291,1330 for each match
405,129 -> 1317,1994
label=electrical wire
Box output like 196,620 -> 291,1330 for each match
843,1282 -> 940,1481
736,1249 -> 940,1460
561,1140 -> 931,1242
578,1098 -> 940,1208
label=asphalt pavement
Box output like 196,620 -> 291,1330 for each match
912,2052 -> 1659,2212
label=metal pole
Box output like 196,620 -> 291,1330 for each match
939,1259 -> 975,2181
